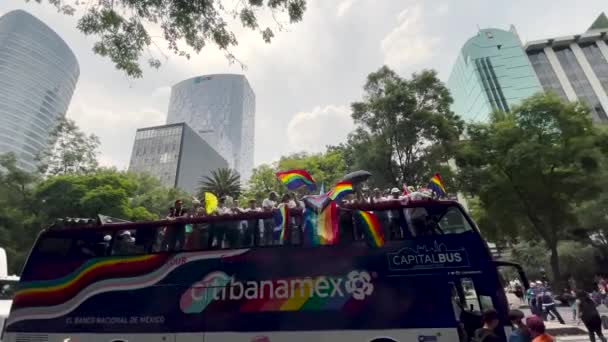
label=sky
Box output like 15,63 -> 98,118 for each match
1,0 -> 607,170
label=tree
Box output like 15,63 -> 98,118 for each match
278,150 -> 347,189
456,93 -> 606,281
127,172 -> 191,217
34,169 -> 160,221
241,163 -> 282,202
37,118 -> 100,176
0,153 -> 40,272
198,168 -> 241,199
33,0 -> 307,77
351,66 -> 464,187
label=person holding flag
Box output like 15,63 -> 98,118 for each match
427,173 -> 447,198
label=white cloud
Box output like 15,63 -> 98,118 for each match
67,101 -> 165,169
437,3 -> 449,15
286,105 -> 354,153
336,0 -> 356,17
151,86 -> 171,99
381,5 -> 440,70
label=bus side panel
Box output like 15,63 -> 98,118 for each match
7,232 -> 506,335
202,328 -> 459,342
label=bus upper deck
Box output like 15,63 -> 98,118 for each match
5,199 -> 527,342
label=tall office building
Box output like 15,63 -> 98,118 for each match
166,74 -> 255,181
447,27 -> 544,122
0,10 -> 79,171
525,13 -> 608,122
128,123 -> 228,193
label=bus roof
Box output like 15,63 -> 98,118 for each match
45,199 -> 465,233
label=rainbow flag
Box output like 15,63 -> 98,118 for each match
328,181 -> 353,202
304,202 -> 338,246
428,173 -> 446,197
354,210 -> 385,248
273,206 -> 289,242
276,169 -> 316,191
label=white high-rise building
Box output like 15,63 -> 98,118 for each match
166,74 -> 255,181
0,10 -> 79,171
525,13 -> 608,122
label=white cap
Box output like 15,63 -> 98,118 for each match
391,187 -> 400,193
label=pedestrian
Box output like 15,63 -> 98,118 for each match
514,283 -> 524,304
576,290 -> 607,342
540,287 -> 565,324
473,308 -> 501,342
526,315 -> 553,342
508,309 -> 531,342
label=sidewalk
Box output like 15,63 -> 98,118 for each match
506,292 -> 605,341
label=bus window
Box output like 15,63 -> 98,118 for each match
35,236 -> 72,257
70,231 -> 113,258
112,226 -> 158,255
404,205 -> 473,236
358,209 -> 409,241
404,207 -> 441,236
460,278 -> 481,312
438,207 -> 473,234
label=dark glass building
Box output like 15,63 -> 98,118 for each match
127,123 -> 228,193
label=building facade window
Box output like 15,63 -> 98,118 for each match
581,42 -> 608,95
554,47 -> 608,121
527,50 -> 568,101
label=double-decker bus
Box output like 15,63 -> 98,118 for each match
3,199 -> 527,342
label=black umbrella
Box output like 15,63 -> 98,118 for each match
341,170 -> 372,185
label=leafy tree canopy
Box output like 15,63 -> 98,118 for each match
241,163 -> 282,203
351,66 -> 464,187
31,0 -> 307,77
456,93 -> 607,281
278,150 -> 347,189
198,168 -> 242,199
37,118 -> 100,176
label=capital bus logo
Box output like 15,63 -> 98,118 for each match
180,270 -> 374,313
387,241 -> 470,271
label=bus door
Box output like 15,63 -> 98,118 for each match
447,273 -> 502,341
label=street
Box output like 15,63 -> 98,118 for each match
508,294 -> 608,341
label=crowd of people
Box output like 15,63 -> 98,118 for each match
166,187 -> 431,220
502,277 -> 608,342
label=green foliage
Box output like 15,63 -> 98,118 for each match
509,240 -> 600,290
198,168 -> 242,199
0,153 -> 39,272
278,150 -> 347,189
456,93 -> 607,280
31,0 -> 307,77
37,118 -> 100,176
350,66 -> 464,188
241,164 -> 282,203
0,159 -> 188,273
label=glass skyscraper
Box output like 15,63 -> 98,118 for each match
525,13 -> 608,122
0,10 -> 79,171
447,27 -> 543,122
166,74 -> 255,181
128,123 -> 228,193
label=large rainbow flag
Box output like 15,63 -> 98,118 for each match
273,206 -> 289,242
276,169 -> 316,191
304,202 -> 338,246
428,173 -> 446,197
354,210 -> 384,248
